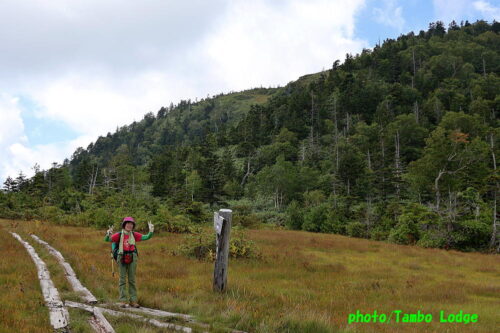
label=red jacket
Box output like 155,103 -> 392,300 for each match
110,232 -> 143,252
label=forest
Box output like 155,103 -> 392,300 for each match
1,20 -> 499,252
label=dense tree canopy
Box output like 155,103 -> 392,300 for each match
2,20 -> 498,251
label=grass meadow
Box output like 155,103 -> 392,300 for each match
0,218 -> 498,332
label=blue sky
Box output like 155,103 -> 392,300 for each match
0,0 -> 498,182
18,96 -> 79,146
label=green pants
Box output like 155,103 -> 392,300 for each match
118,252 -> 138,302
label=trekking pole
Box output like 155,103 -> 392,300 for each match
107,225 -> 115,277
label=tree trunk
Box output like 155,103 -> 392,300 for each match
489,133 -> 498,250
394,130 -> 401,200
434,169 -> 445,211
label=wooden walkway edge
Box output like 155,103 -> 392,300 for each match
10,232 -> 70,331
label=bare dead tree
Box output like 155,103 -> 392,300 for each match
412,48 -> 416,88
87,165 -> 99,195
489,133 -> 499,251
414,100 -> 420,124
310,92 -> 315,150
367,149 -> 372,170
240,156 -> 254,187
394,130 -> 401,200
434,98 -> 441,122
434,152 -> 469,211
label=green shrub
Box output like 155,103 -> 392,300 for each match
370,228 -> 389,241
303,190 -> 326,207
388,203 -> 435,245
38,206 -> 65,224
254,210 -> 285,226
417,232 -> 446,248
88,207 -> 113,228
233,213 -> 261,228
178,227 -> 261,261
183,201 -> 210,223
285,200 -> 303,230
453,219 -> 491,250
388,219 -> 419,245
302,204 -> 329,232
151,207 -> 200,234
346,222 -> 366,238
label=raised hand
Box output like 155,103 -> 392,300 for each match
106,225 -> 114,236
147,220 -> 154,233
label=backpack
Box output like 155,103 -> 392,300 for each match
111,232 -> 139,262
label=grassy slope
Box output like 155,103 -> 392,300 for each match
170,87 -> 277,129
0,219 -> 498,333
210,88 -> 276,124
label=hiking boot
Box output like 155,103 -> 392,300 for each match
119,302 -> 129,308
130,302 -> 140,308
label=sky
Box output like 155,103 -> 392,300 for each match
0,0 -> 499,183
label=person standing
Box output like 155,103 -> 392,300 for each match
105,216 -> 154,307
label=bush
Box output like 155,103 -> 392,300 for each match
233,213 -> 261,228
303,190 -> 326,207
88,207 -> 113,228
370,228 -> 389,241
62,212 -> 90,227
154,207 -> 200,234
38,206 -> 65,224
178,226 -> 261,261
285,200 -> 303,230
302,204 -> 329,232
346,222 -> 366,238
417,231 -> 446,248
388,203 -> 435,245
452,219 -> 491,250
183,201 -> 210,223
388,219 -> 419,245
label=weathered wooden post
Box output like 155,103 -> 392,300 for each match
213,208 -> 232,292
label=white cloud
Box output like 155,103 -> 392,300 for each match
0,0 -> 368,183
200,0 -> 367,90
433,0 -> 499,24
433,0 -> 470,24
0,92 -> 97,180
0,94 -> 26,146
2,134 -> 97,181
0,94 -> 28,181
373,0 -> 405,31
29,72 -> 199,138
473,1 -> 500,20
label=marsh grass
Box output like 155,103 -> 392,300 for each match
1,219 -> 499,332
0,228 -> 50,332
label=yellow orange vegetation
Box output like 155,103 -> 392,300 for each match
0,225 -> 51,332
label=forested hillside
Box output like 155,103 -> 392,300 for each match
2,20 -> 499,251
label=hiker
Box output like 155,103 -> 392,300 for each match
104,216 -> 154,308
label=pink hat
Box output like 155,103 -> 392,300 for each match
122,216 -> 136,229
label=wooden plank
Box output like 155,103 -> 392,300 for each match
10,232 -> 70,331
101,303 -> 196,322
66,301 -> 194,333
213,209 -> 232,292
99,303 -> 250,332
31,234 -> 98,304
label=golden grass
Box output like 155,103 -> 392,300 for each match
1,218 -> 499,333
0,227 -> 51,332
